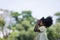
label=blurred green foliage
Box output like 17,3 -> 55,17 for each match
0,16 -> 5,27
8,10 -> 36,40
54,12 -> 60,22
47,23 -> 60,40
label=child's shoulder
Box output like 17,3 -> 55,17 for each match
39,26 -> 46,29
39,26 -> 46,32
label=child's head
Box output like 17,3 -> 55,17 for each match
39,16 -> 53,28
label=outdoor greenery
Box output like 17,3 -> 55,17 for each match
0,10 -> 60,40
55,12 -> 60,22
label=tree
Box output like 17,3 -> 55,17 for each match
0,16 -> 5,39
11,11 -> 20,23
9,10 -> 37,40
16,11 -> 36,40
0,16 -> 5,27
54,12 -> 60,22
47,23 -> 60,40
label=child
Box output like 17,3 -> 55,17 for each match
34,16 -> 53,40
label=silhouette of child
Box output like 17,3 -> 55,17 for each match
34,16 -> 53,40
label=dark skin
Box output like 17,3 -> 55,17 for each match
34,20 -> 44,32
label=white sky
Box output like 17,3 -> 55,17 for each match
0,0 -> 60,23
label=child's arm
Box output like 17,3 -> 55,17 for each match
34,24 -> 40,32
34,20 -> 41,32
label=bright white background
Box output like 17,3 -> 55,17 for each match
0,0 -> 60,23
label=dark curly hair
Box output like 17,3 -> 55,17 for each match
40,16 -> 53,27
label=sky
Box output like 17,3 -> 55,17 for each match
0,0 -> 60,23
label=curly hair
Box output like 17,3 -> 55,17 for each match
40,16 -> 53,27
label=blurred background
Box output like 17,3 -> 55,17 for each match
0,0 -> 60,40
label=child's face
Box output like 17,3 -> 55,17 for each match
39,20 -> 44,26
